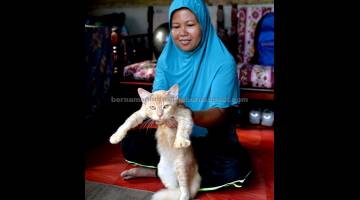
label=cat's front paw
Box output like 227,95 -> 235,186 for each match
174,137 -> 191,148
109,129 -> 127,144
109,134 -> 121,144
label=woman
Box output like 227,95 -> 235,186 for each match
120,0 -> 252,190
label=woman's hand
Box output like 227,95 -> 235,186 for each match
192,107 -> 227,127
165,117 -> 178,128
155,116 -> 178,128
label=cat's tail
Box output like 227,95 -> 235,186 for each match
151,188 -> 181,200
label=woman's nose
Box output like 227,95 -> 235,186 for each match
179,27 -> 188,36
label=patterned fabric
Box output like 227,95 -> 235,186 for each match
84,26 -> 113,116
123,60 -> 156,81
237,63 -> 274,89
237,5 -> 274,63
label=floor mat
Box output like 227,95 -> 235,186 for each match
85,180 -> 154,200
85,128 -> 274,200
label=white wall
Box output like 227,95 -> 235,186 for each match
88,4 -> 273,35
89,6 -> 169,35
153,6 -> 169,33
90,7 -> 150,35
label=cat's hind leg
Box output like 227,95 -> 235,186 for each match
190,170 -> 201,199
175,159 -> 191,200
157,159 -> 178,189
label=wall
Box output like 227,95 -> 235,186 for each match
87,0 -> 273,7
87,2 -> 274,35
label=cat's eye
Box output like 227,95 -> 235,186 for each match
163,104 -> 170,109
150,106 -> 156,110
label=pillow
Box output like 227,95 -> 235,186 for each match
237,63 -> 274,89
123,60 -> 156,81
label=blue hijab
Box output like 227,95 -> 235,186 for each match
152,0 -> 240,136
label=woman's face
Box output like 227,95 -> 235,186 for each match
171,8 -> 202,52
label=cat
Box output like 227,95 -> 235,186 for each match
109,84 -> 201,200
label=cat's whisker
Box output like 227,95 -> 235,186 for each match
144,120 -> 152,131
145,119 -> 155,134
144,118 -> 152,127
144,121 -> 150,135
140,118 -> 152,129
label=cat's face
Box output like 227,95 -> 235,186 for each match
138,84 -> 179,123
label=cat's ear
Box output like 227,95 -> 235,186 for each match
138,88 -> 151,103
167,84 -> 179,99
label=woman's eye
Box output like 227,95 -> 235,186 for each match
150,106 -> 156,110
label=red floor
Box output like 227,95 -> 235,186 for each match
85,127 -> 274,200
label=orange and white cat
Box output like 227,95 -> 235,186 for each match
109,84 -> 201,200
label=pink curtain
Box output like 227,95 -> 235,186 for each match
237,5 -> 274,63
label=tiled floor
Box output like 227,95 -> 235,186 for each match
85,127 -> 274,200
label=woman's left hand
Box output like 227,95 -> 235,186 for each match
165,117 -> 178,128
